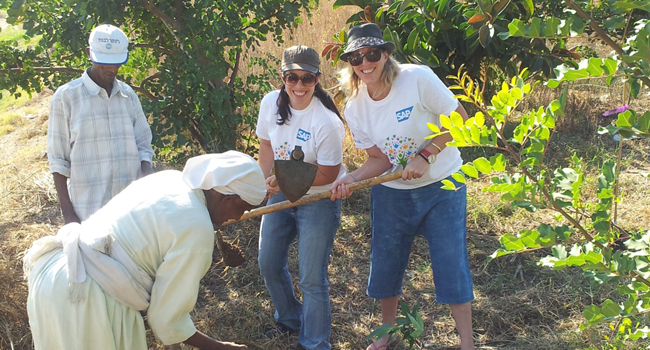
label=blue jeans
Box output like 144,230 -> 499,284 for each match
258,191 -> 341,350
368,178 -> 474,304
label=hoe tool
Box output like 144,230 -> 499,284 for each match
273,145 -> 318,202
225,170 -> 405,226
218,170 -> 404,265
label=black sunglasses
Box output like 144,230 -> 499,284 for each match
348,49 -> 385,66
283,72 -> 318,87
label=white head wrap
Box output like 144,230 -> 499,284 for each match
181,151 -> 266,205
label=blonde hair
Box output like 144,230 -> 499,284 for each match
338,55 -> 400,101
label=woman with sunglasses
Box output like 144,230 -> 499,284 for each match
330,23 -> 475,350
255,45 -> 345,350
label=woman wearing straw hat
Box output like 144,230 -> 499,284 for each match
331,23 -> 475,350
256,45 -> 345,350
24,151 -> 266,350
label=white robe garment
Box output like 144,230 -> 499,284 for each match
25,170 -> 215,349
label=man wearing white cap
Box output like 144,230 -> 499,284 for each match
24,151 -> 265,350
47,24 -> 154,224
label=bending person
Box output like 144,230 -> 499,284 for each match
24,151 -> 266,350
256,45 -> 345,350
330,23 -> 475,350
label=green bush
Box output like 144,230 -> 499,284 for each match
0,0 -> 315,160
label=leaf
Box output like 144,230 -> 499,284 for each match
406,27 -> 419,51
600,299 -> 622,318
637,111 -> 650,132
614,0 -> 650,12
460,164 -> 479,178
476,0 -> 493,14
603,58 -> 619,75
604,16 -> 627,30
365,323 -> 395,340
473,157 -> 492,174
451,111 -> 465,127
475,112 -> 485,127
449,127 -> 466,145
586,57 -> 605,76
427,122 -> 441,133
478,24 -> 493,47
508,19 -> 526,37
451,172 -> 466,183
583,305 -> 605,325
468,13 -> 488,25
440,114 -> 452,130
489,249 -> 513,260
521,0 -> 534,15
333,0 -> 360,9
501,234 -> 525,251
490,153 -> 506,172
441,179 -> 457,190
520,230 -> 541,248
529,17 -> 541,37
493,0 -> 511,16
470,124 -> 481,144
616,110 -> 633,127
544,17 -> 561,37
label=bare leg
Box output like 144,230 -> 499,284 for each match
449,302 -> 474,350
367,296 -> 400,350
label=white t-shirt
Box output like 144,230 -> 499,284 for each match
344,64 -> 463,189
256,90 -> 346,193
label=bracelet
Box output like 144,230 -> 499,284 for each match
431,142 -> 443,153
348,173 -> 358,182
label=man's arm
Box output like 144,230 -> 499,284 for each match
140,161 -> 154,177
130,91 -> 155,168
183,331 -> 247,350
52,172 -> 80,224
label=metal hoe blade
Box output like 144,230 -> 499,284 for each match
274,145 -> 318,202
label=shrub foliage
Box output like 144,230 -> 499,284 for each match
0,0 -> 315,159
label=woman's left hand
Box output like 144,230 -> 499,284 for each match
402,155 -> 429,180
265,175 -> 280,199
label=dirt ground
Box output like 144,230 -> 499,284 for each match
2,4 -> 650,348
2,82 -> 650,350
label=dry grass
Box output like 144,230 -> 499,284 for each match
1,1 -> 650,349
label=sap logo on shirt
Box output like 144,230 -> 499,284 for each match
396,106 -> 413,122
297,129 -> 312,142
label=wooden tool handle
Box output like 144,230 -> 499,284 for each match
223,170 -> 403,226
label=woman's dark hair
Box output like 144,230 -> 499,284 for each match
276,81 -> 342,125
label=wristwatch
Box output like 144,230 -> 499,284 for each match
418,148 -> 436,164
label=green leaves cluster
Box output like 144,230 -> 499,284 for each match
327,0 -> 584,96
431,21 -> 650,344
366,302 -> 424,349
1,0 -> 315,160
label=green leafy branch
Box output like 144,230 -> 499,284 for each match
366,302 -> 424,349
430,53 -> 650,339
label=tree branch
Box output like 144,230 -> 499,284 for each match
228,50 -> 241,91
566,0 -> 650,87
139,0 -> 182,31
2,66 -> 157,101
131,85 -> 156,101
139,0 -> 184,50
0,67 -> 84,74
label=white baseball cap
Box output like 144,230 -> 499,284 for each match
88,24 -> 129,65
